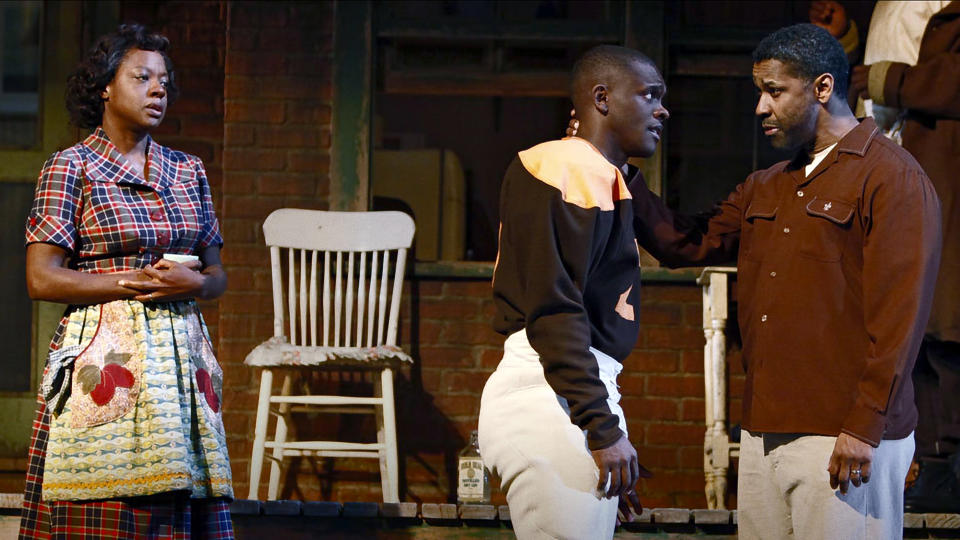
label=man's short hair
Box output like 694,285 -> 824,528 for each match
752,23 -> 849,98
570,45 -> 655,100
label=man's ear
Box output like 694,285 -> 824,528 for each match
592,84 -> 609,115
813,73 -> 834,104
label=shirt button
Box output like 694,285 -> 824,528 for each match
797,190 -> 804,197
761,314 -> 768,322
151,209 -> 164,221
783,227 -> 790,234
158,231 -> 169,245
769,271 -> 777,277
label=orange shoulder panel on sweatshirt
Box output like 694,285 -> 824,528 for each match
517,137 -> 630,211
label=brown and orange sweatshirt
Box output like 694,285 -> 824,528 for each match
492,137 -> 642,450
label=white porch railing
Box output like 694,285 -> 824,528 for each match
697,267 -> 739,510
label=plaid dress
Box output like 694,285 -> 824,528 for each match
20,128 -> 234,539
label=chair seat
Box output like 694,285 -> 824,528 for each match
245,336 -> 414,368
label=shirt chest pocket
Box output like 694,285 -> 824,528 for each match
742,200 -> 778,262
84,180 -> 140,255
799,196 -> 855,262
166,182 -> 203,248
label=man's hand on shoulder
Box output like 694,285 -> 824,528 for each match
566,108 -> 579,137
592,435 -> 653,521
827,432 -> 875,494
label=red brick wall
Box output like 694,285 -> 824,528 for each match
120,0 -> 337,499
218,0 -> 336,495
392,279 -> 745,508
225,276 -> 744,508
113,0 -> 746,510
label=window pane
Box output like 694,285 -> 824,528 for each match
0,1 -> 42,148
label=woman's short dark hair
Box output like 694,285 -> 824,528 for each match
752,23 -> 849,99
66,24 -> 178,129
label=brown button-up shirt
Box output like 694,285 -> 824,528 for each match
630,118 -> 942,446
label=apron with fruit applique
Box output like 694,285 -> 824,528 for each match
41,299 -> 233,501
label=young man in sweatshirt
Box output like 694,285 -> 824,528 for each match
478,45 -> 668,539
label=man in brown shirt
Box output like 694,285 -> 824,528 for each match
629,24 -> 941,538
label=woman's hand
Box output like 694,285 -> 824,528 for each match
26,243 -> 146,304
118,246 -> 226,302
118,259 -> 205,302
27,243 -> 226,304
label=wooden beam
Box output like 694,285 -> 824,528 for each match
672,53 -> 753,77
383,71 -> 570,97
377,18 -> 622,43
330,0 -> 372,211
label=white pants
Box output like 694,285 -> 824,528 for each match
478,330 -> 626,540
738,430 -> 914,540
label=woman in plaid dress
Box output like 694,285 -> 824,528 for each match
19,24 -> 234,539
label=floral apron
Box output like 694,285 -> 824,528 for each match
41,300 -> 233,501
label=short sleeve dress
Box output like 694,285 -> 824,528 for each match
19,128 -> 234,538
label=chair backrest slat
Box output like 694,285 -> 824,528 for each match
287,248 -> 296,344
377,250 -> 389,345
386,247 -> 407,345
299,249 -> 308,346
261,210 -> 414,350
270,246 -> 283,337
345,252 -> 355,346
356,251 -> 367,347
309,250 -> 318,346
334,251 -> 343,347
367,250 -> 379,347
322,251 -> 331,347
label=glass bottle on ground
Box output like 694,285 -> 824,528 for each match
457,430 -> 490,504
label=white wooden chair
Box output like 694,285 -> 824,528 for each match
244,209 -> 415,502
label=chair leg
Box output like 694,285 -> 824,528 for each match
267,372 -> 294,500
380,367 -> 400,503
374,374 -> 387,501
249,369 -> 274,500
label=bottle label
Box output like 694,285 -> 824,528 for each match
457,457 -> 485,500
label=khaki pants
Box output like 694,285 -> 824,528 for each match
478,330 -> 625,540
738,430 -> 914,540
